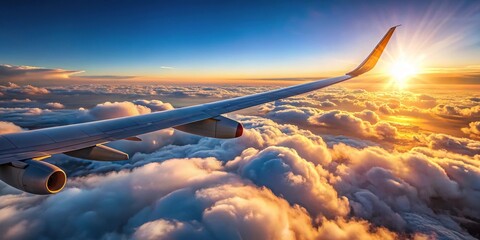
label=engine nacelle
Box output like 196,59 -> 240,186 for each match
174,116 -> 243,139
0,160 -> 66,194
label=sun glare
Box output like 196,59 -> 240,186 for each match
389,59 -> 419,88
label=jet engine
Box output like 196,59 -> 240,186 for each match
174,115 -> 243,139
0,160 -> 66,194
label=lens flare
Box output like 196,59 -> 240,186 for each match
389,59 -> 419,88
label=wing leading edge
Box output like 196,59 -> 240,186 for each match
0,26 -> 398,164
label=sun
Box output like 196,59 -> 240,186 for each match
388,59 -> 419,88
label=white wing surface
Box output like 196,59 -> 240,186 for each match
0,26 -> 398,165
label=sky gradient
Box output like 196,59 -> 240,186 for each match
1,0 -> 479,82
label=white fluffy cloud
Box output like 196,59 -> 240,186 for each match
0,121 -> 23,134
76,100 -> 173,121
0,149 -> 400,240
0,82 -> 50,95
308,110 -> 398,140
0,114 -> 478,239
462,121 -> 480,139
84,101 -> 152,119
0,85 -> 479,239
433,104 -> 480,118
133,99 -> 174,112
419,133 -> 480,156
266,104 -> 397,141
45,102 -> 65,109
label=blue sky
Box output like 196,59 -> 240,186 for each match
0,0 -> 479,80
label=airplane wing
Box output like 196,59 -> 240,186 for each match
0,26 -> 397,165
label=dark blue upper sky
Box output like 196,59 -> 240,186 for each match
1,0 -> 479,79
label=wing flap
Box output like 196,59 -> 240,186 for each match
65,145 -> 129,161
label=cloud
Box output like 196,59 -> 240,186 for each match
433,104 -> 480,118
0,85 -> 479,239
0,121 -> 23,134
0,155 -> 400,240
0,65 -> 82,81
330,143 -> 479,238
0,107 -> 69,129
226,146 -> 350,219
0,98 -> 175,133
319,100 -> 337,107
45,102 -> 65,109
462,121 -> 480,139
0,99 -> 34,104
1,111 -> 479,239
46,84 -> 270,99
76,75 -> 137,80
132,99 -> 174,112
470,97 -> 480,103
308,110 -> 397,140
133,219 -> 208,240
419,133 -> 480,156
0,82 -> 50,95
160,66 -> 174,69
415,94 -> 437,108
78,100 -> 173,121
83,101 -> 152,120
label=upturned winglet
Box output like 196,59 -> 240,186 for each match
346,25 -> 399,77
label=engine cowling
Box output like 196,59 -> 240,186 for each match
0,160 -> 66,194
174,115 -> 243,139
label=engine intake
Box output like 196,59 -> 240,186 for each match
174,115 -> 243,139
0,160 -> 66,194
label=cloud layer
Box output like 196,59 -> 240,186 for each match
0,84 -> 479,239
0,65 -> 82,82
0,82 -> 50,95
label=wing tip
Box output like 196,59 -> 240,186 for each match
346,25 -> 400,77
